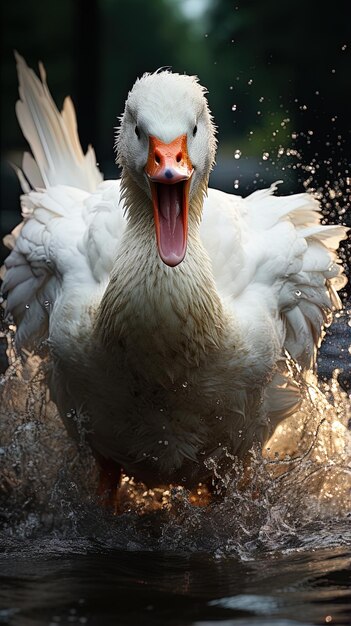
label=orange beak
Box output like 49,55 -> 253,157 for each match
144,135 -> 193,267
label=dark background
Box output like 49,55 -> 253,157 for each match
1,0 -> 350,297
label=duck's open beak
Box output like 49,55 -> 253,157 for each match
145,134 -> 193,267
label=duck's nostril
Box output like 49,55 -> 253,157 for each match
176,152 -> 182,163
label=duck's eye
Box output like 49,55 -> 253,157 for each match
193,125 -> 198,137
135,125 -> 140,139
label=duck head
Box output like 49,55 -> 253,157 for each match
116,70 -> 217,266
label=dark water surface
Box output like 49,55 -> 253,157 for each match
1,545 -> 350,626
0,309 -> 350,626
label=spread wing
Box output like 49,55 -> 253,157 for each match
202,184 -> 348,371
2,182 -> 125,352
1,54 -> 125,351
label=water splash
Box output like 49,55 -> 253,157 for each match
0,314 -> 350,559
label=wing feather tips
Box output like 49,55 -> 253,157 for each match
1,257 -> 55,352
1,195 -> 55,352
248,183 -> 348,371
14,52 -> 103,192
247,182 -> 348,244
15,300 -> 48,352
246,182 -> 322,229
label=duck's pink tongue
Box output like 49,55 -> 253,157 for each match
157,183 -> 186,267
144,134 -> 192,267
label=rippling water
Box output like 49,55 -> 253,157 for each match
1,547 -> 350,626
0,308 -> 350,626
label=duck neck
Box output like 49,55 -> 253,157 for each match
96,175 -> 225,382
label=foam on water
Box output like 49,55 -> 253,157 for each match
0,312 -> 350,561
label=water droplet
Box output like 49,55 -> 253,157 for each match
231,104 -> 237,111
233,179 -> 240,189
164,440 -> 168,446
248,79 -> 253,85
182,381 -> 188,388
44,300 -> 50,307
234,149 -> 241,160
262,152 -> 270,161
25,304 -> 30,309
295,290 -> 302,298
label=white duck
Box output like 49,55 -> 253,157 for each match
1,54 -> 347,496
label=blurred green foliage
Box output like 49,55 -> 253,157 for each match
1,0 -> 349,165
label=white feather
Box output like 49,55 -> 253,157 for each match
1,57 -> 348,487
